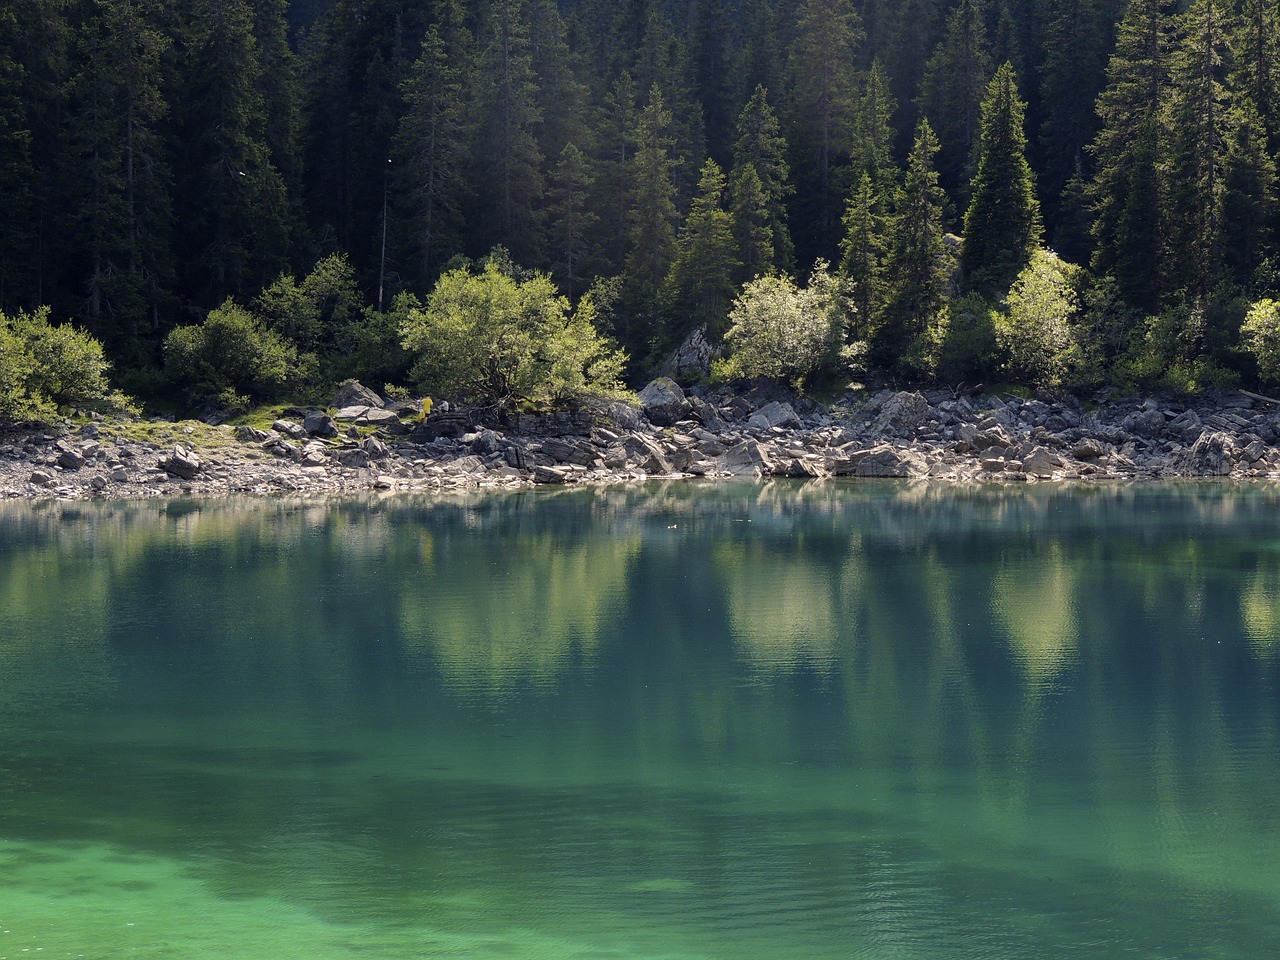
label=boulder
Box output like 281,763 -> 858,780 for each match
717,438 -> 774,477
362,436 -> 391,460
1071,437 -> 1107,460
638,377 -> 691,427
624,434 -> 673,474
57,449 -> 86,470
236,426 -> 273,443
303,411 -> 339,438
333,381 -> 384,409
831,443 -> 927,478
160,444 -> 201,479
666,325 -> 718,379
874,391 -> 931,435
29,469 -> 56,486
533,465 -> 569,484
272,418 -> 307,439
1175,430 -> 1238,476
746,401 -> 801,431
542,436 -> 598,466
1021,446 -> 1061,478
337,448 -> 371,468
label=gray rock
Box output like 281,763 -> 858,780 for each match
360,408 -> 403,427
29,469 -> 56,486
638,377 -> 691,427
687,396 -> 729,432
746,401 -> 801,431
542,436 -> 598,466
236,426 -> 273,443
533,465 -> 569,484
666,325 -> 719,379
334,405 -> 371,421
624,434 -> 673,474
362,437 -> 390,460
272,418 -> 307,439
832,444 -> 927,478
470,429 -> 503,455
1071,438 -> 1107,460
303,411 -> 339,437
333,381 -> 384,409
160,445 -> 201,479
1021,446 -> 1061,478
874,391 -> 931,435
1175,430 -> 1238,476
57,449 -> 86,470
717,439 -> 773,476
337,448 -> 371,468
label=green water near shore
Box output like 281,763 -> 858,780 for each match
2,484 -> 1280,958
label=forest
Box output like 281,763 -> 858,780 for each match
4,0 -> 1280,414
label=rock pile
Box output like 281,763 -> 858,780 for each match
4,381 -> 1280,500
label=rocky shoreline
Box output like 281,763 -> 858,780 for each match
3,378 -> 1280,501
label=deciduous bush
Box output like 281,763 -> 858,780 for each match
1241,298 -> 1280,384
994,249 -> 1082,388
164,300 -> 308,406
0,307 -> 126,421
400,260 -> 627,406
716,261 -> 858,388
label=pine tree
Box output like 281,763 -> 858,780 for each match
632,10 -> 705,201
663,158 -> 742,340
528,0 -> 590,177
0,5 -> 35,311
839,171 -> 894,331
919,0 -> 993,198
690,0 -> 735,164
472,0 -> 545,265
1038,0 -> 1109,234
853,61 -> 897,186
1089,0 -> 1173,311
730,85 -> 795,276
66,0 -> 175,354
1161,0 -> 1231,299
546,142 -> 597,298
392,22 -> 471,288
961,62 -> 1042,295
1222,97 -> 1277,285
880,118 -> 948,365
730,165 -> 774,283
785,0 -> 863,259
1230,0 -> 1280,147
592,71 -> 638,275
174,0 -> 290,305
623,83 -> 680,350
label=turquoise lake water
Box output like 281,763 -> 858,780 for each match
2,482 -> 1280,959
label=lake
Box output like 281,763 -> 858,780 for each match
2,482 -> 1280,959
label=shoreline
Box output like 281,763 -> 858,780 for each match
3,381 -> 1279,502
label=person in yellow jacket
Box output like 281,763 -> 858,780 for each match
420,397 -> 433,420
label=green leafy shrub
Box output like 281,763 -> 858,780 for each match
164,300 -> 308,405
716,261 -> 858,388
1241,298 -> 1280,384
0,307 -> 127,422
911,292 -> 998,384
994,249 -> 1082,389
400,260 -> 628,406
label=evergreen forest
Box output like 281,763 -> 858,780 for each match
6,0 -> 1280,412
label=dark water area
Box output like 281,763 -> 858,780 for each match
2,483 -> 1279,958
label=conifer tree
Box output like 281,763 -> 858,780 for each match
1038,0 -> 1109,232
1222,98 -> 1277,286
547,142 -> 597,298
633,10 -> 705,201
393,22 -> 471,288
961,62 -> 1042,295
1161,0 -> 1232,299
730,165 -> 774,283
785,0 -> 863,258
730,85 -> 795,276
663,158 -> 741,340
623,83 -> 680,350
880,118 -> 948,365
919,0 -> 993,198
472,0 -> 545,265
1230,0 -> 1280,147
839,172 -> 894,331
0,5 -> 35,311
174,0 -> 290,305
592,71 -> 638,275
66,0 -> 175,353
1089,0 -> 1173,311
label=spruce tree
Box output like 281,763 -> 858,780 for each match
1230,0 -> 1280,147
472,0 -> 545,265
1222,98 -> 1277,286
392,22 -> 471,288
623,83 -> 680,351
785,0 -> 863,259
592,71 -> 638,275
839,171 -> 894,333
730,85 -> 795,276
546,142 -> 598,299
730,165 -> 774,283
961,62 -> 1042,296
1089,0 -> 1173,311
0,5 -> 35,312
919,0 -> 993,198
1161,0 -> 1232,299
880,119 -> 948,366
663,158 -> 742,340
174,0 -> 290,305
1037,0 -> 1109,235
66,0 -> 175,354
